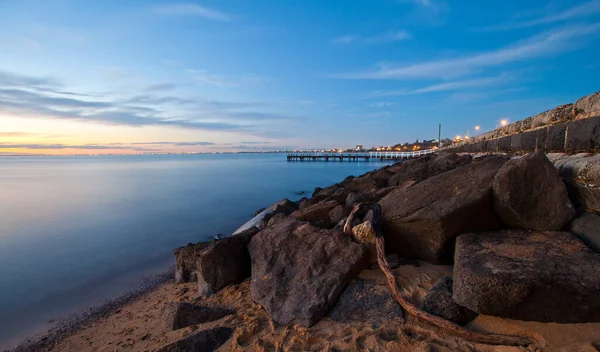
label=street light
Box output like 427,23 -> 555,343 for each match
475,125 -> 480,131
500,119 -> 508,126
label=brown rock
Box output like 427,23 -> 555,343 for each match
453,230 -> 600,323
163,302 -> 234,330
196,227 -> 259,297
492,151 -> 575,230
329,278 -> 403,327
571,212 -> 600,253
345,191 -> 382,209
423,277 -> 477,325
248,217 -> 370,326
387,153 -> 472,187
329,205 -> 350,224
173,241 -> 211,283
291,200 -> 338,227
379,155 -> 507,263
156,327 -> 233,352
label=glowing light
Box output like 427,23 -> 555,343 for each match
475,125 -> 480,130
500,119 -> 508,126
455,135 -> 461,140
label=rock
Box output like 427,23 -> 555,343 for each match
299,197 -> 310,210
260,198 -> 299,228
329,205 -> 350,224
423,277 -> 477,325
234,199 -> 297,234
253,208 -> 266,217
173,242 -> 212,283
266,213 -> 287,228
329,278 -> 403,326
196,227 -> 260,297
163,302 -> 234,330
375,186 -> 397,198
379,155 -> 508,263
312,187 -> 324,197
573,90 -> 600,119
351,222 -> 377,263
571,212 -> 600,253
323,188 -> 351,205
492,151 -> 575,230
345,191 -> 381,209
248,217 -> 370,326
291,200 -> 339,228
387,153 -> 472,187
156,327 -> 233,352
453,230 -> 600,323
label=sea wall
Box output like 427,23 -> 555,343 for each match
445,91 -> 600,154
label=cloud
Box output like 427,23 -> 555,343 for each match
338,24 -> 600,80
142,83 -> 180,92
371,102 -> 396,107
0,131 -> 37,137
371,75 -> 513,96
154,3 -> 230,21
0,70 -> 295,138
332,31 -> 412,45
188,69 -> 269,88
482,1 -> 600,31
0,143 -> 152,151
127,141 -> 217,146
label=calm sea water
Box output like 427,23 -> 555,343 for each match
0,153 -> 388,349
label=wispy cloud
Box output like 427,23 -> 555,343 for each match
0,70 -> 294,138
0,131 -> 37,137
332,30 -> 412,45
142,83 -> 180,92
188,69 -> 269,88
371,75 -> 513,96
371,102 -> 396,107
0,143 -> 152,151
154,3 -> 231,21
337,24 -> 600,80
482,0 -> 600,31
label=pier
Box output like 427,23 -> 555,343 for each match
286,150 -> 435,162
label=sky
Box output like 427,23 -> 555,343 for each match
0,0 -> 599,155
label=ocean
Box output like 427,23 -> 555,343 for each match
0,153 -> 388,349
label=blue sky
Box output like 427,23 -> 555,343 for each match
0,0 -> 599,154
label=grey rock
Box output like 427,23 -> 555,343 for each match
423,277 -> 477,325
248,217 -> 370,326
173,241 -> 212,283
156,327 -> 233,352
196,227 -> 259,297
329,278 -> 403,326
379,155 -> 507,263
291,200 -> 339,228
453,230 -> 600,323
571,212 -> 600,253
163,302 -> 234,330
492,151 -> 575,230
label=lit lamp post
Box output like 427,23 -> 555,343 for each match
495,119 -> 509,129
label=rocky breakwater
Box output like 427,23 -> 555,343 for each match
165,151 -> 600,350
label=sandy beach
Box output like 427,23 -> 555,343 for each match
12,259 -> 600,352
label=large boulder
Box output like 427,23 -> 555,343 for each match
329,278 -> 403,327
345,191 -> 382,209
248,217 -> 370,326
379,155 -> 508,263
156,327 -> 233,352
173,241 -> 212,283
453,230 -> 600,323
387,153 -> 472,187
492,151 -> 575,230
423,277 -> 477,326
329,205 -> 350,224
196,227 -> 260,297
163,302 -> 234,330
291,200 -> 339,228
571,212 -> 600,253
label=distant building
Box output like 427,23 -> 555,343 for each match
355,144 -> 364,151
